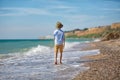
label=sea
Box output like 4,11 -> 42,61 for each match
0,38 -> 100,80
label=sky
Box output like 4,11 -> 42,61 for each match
0,0 -> 120,39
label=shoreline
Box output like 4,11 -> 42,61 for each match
73,39 -> 120,80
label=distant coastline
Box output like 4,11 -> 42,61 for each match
65,22 -> 120,40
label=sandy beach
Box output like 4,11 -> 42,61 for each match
73,39 -> 120,80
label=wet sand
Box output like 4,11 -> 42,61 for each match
73,39 -> 120,80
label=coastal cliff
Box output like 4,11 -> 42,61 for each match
65,22 -> 120,40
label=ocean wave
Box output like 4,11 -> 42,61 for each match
0,41 -> 92,60
0,45 -> 52,60
24,45 -> 51,56
25,42 -> 82,56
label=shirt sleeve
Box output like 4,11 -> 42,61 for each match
62,32 -> 65,39
54,30 -> 58,37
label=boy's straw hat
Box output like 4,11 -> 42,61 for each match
56,22 -> 63,28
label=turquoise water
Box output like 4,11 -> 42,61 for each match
0,39 -> 54,54
0,38 -> 93,54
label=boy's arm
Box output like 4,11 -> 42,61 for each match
63,34 -> 65,47
64,38 -> 65,47
53,30 -> 56,45
54,35 -> 55,45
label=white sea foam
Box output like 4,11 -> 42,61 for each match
24,45 -> 51,56
84,41 -> 91,43
23,42 -> 82,56
94,38 -> 101,42
65,42 -> 81,50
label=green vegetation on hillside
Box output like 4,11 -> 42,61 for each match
66,33 -> 102,38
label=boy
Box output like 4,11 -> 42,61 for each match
53,22 -> 65,65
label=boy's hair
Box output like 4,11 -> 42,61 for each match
56,22 -> 63,29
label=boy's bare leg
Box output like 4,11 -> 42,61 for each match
54,53 -> 58,64
60,52 -> 62,64
54,49 -> 58,65
60,45 -> 63,64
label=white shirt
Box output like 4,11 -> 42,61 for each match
54,29 -> 64,45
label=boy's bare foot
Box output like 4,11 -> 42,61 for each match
60,62 -> 62,64
54,62 -> 57,65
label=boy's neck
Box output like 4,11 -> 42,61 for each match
57,28 -> 61,30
